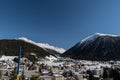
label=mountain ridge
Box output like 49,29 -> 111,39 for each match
16,37 -> 65,54
0,37 -> 65,60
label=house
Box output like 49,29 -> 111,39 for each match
52,67 -> 59,74
53,74 -> 64,80
75,73 -> 84,80
40,76 -> 52,80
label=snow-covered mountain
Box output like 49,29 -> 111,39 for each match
17,37 -> 65,54
75,33 -> 119,49
63,33 -> 120,60
0,37 -> 65,60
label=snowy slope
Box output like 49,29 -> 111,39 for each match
16,37 -> 65,53
76,33 -> 119,48
77,33 -> 120,50
81,33 -> 119,44
94,33 -> 119,37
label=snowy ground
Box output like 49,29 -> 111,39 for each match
37,60 -> 64,66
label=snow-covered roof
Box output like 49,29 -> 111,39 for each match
0,55 -> 17,61
45,55 -> 57,60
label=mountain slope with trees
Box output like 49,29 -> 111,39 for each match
0,39 -> 55,58
62,33 -> 120,60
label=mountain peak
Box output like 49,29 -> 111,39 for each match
17,37 -> 32,42
63,33 -> 120,60
94,33 -> 119,37
18,37 -> 29,40
80,33 -> 119,44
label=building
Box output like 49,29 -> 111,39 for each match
40,76 -> 52,80
53,74 -> 64,80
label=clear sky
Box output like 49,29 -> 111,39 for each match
0,0 -> 120,49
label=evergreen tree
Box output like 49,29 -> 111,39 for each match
0,70 -> 2,78
87,70 -> 94,80
109,68 -> 114,78
103,68 -> 109,79
113,68 -> 120,80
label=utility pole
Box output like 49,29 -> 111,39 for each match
16,46 -> 22,80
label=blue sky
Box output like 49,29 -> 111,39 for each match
0,0 -> 120,49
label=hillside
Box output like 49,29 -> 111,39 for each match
0,39 -> 51,58
62,33 -> 120,60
